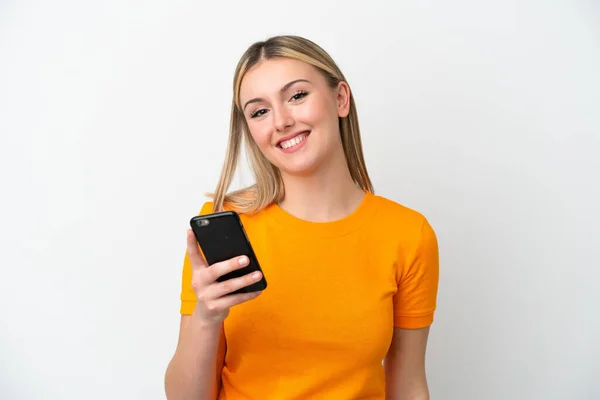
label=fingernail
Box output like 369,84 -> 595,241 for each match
239,256 -> 248,265
252,272 -> 261,280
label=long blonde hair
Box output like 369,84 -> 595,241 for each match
209,35 -> 373,214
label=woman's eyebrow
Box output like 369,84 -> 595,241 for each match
243,79 -> 311,111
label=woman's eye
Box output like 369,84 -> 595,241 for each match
250,109 -> 267,118
290,91 -> 308,101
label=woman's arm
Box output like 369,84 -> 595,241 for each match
164,313 -> 226,400
384,326 -> 431,400
165,229 -> 260,399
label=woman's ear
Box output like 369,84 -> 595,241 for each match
336,81 -> 351,118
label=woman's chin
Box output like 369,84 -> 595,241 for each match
276,160 -> 320,177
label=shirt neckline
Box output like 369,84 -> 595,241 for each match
263,191 -> 379,238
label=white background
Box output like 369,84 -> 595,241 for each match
1,1 -> 599,399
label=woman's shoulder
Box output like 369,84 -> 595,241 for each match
370,194 -> 438,253
197,200 -> 240,215
196,200 -> 270,220
198,201 -> 215,215
371,194 -> 430,226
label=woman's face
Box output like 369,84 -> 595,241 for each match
239,58 -> 350,177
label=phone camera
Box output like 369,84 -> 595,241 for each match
196,219 -> 210,227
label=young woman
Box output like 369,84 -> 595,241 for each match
165,35 -> 439,400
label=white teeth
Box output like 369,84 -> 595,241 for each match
280,133 -> 307,149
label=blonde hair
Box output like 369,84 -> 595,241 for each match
209,35 -> 373,214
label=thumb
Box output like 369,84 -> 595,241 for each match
186,229 -> 207,270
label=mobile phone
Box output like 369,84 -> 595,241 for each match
189,211 -> 267,294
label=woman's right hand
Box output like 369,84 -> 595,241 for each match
186,229 -> 263,325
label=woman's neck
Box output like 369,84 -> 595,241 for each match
278,162 -> 366,223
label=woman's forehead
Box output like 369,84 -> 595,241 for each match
239,58 -> 321,99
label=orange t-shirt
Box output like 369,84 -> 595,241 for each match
180,192 -> 439,399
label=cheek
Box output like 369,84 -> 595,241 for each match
248,124 -> 272,149
296,96 -> 337,130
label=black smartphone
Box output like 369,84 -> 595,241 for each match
189,211 -> 267,294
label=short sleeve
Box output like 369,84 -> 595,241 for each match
393,217 -> 440,329
180,201 -> 214,315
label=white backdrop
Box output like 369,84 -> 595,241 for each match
1,1 -> 599,399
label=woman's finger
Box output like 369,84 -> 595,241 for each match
206,255 -> 250,282
206,271 -> 263,299
207,290 -> 262,311
186,229 -> 207,270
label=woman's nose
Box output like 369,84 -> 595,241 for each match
272,105 -> 294,132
